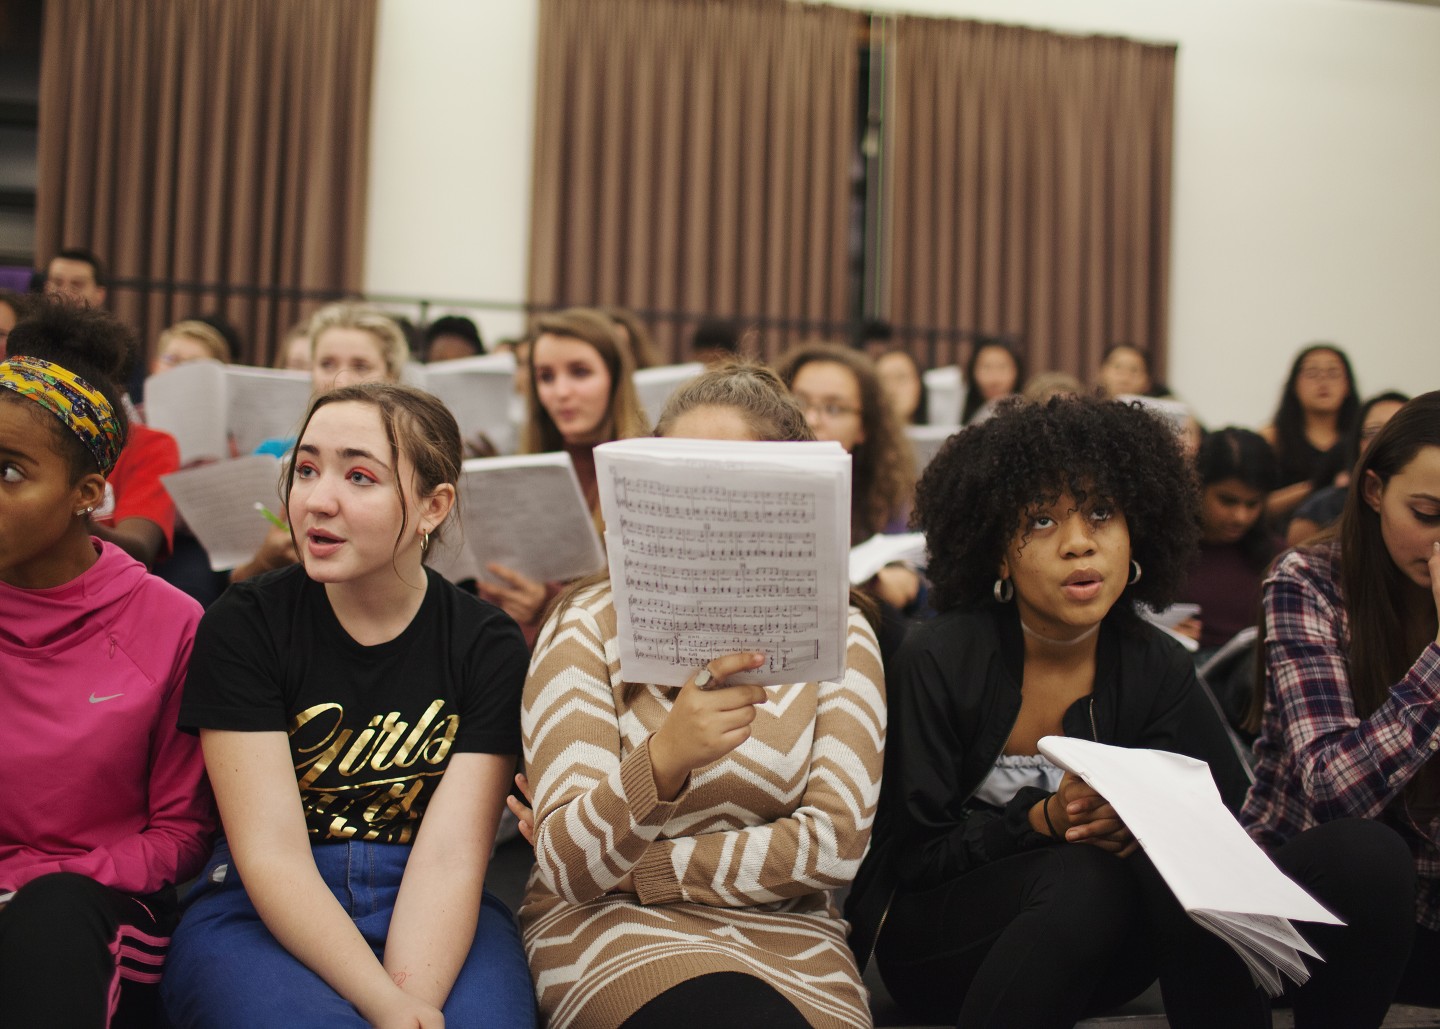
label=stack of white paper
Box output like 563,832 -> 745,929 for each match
595,438 -> 851,688
1037,736 -> 1341,996
454,452 -> 605,586
146,361 -> 313,462
160,455 -> 284,571
632,363 -> 705,422
849,532 -> 927,585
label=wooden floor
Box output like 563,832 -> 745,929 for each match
485,836 -> 1440,1028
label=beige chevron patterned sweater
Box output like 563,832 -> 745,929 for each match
519,584 -> 886,1029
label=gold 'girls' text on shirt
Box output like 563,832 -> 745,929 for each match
288,699 -> 458,844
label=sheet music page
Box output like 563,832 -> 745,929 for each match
418,353 -> 518,455
160,455 -> 284,571
596,438 -> 850,688
225,366 -> 313,455
632,363 -> 705,422
144,360 -> 230,464
455,453 -> 605,586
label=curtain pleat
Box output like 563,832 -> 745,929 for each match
36,0 -> 376,366
527,0 -> 857,362
882,15 -> 1174,382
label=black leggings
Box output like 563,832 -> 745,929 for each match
618,971 -> 811,1029
1398,923 -> 1440,1007
0,871 -> 177,1029
877,819 -> 1416,1029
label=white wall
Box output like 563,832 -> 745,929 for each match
365,0 -> 1440,427
364,0 -> 539,343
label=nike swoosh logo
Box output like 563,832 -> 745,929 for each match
89,692 -> 124,704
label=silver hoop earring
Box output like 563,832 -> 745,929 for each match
1128,560 -> 1142,585
993,577 -> 1014,603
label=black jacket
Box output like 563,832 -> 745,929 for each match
845,604 -> 1251,968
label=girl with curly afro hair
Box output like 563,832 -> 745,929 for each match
846,396 -> 1402,1027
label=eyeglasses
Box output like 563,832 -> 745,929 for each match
793,394 -> 861,420
1298,367 -> 1346,383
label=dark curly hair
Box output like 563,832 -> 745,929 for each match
916,394 -> 1199,619
3,297 -> 133,481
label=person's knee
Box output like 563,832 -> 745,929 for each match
1026,846 -> 1143,950
1282,819 -> 1415,926
1,873 -> 113,946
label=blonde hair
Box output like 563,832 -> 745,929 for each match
159,320 -> 231,363
307,303 -> 410,381
522,307 -> 649,453
655,361 -> 813,443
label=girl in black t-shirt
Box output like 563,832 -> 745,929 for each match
163,384 -> 535,1028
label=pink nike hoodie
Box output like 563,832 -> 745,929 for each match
0,540 -> 216,896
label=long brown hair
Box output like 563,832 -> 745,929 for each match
1340,391 -> 1440,717
1246,391 -> 1440,731
522,307 -> 650,453
775,342 -> 915,543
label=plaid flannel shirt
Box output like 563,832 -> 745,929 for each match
1241,540 -> 1440,929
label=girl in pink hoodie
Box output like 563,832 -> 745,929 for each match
0,300 -> 215,1028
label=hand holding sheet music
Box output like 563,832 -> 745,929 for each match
596,438 -> 851,687
1037,736 -> 1341,995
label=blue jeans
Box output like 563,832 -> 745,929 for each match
161,840 -> 536,1028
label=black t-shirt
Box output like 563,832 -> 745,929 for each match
181,564 -> 526,845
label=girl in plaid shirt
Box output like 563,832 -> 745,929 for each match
1243,390 -> 1440,1016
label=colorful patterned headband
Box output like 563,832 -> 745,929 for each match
0,355 -> 124,475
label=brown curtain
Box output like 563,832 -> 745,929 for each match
528,0 -> 858,362
881,15 -> 1174,384
35,0 -> 376,366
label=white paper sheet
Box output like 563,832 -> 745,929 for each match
144,360 -> 232,464
225,366 -> 312,456
454,452 -> 605,586
1038,736 -> 1340,993
632,362 -> 705,422
923,365 -> 963,426
904,424 -> 959,472
413,352 -> 519,455
1038,737 -> 1338,925
160,455 -> 285,571
596,438 -> 850,687
849,532 -> 927,585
